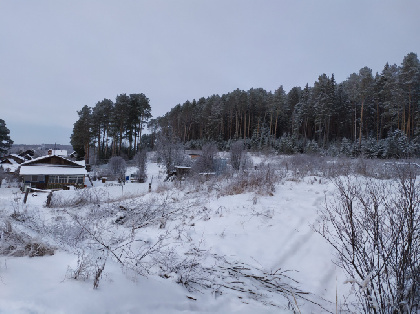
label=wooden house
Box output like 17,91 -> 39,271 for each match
19,155 -> 87,190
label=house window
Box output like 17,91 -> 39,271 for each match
27,175 -> 45,182
49,176 -> 58,184
67,176 -> 84,184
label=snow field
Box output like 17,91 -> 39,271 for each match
0,159 -> 354,313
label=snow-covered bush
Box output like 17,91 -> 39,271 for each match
66,249 -> 108,289
155,133 -> 189,175
48,188 -> 108,208
191,143 -> 218,174
0,219 -> 54,257
317,168 -> 420,313
222,163 -> 280,196
229,140 -> 247,171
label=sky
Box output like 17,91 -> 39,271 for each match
1,0 -> 419,145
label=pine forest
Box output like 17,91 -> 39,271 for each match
71,52 -> 420,161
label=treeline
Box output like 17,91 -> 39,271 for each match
153,52 -> 420,158
70,93 -> 151,162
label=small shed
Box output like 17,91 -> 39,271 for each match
175,166 -> 191,177
19,155 -> 87,190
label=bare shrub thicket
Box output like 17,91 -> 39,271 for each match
222,163 -> 281,196
317,166 -> 419,313
0,219 -> 54,257
155,241 -> 330,312
283,154 -> 420,180
58,195 -> 185,287
48,188 -> 109,208
191,143 -> 217,174
155,133 -> 189,175
230,140 -> 248,170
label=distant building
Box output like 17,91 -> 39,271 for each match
48,149 -> 68,157
185,150 -> 202,160
0,154 -> 26,173
20,155 -> 87,190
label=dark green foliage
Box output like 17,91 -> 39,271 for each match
152,52 -> 420,158
70,106 -> 92,160
71,93 -> 152,163
70,53 -> 420,160
0,119 -> 13,154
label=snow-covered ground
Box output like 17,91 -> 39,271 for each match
0,157 -> 362,313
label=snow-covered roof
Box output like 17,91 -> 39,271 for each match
0,163 -> 20,173
10,154 -> 25,162
1,159 -> 18,165
73,160 -> 86,167
21,155 -> 79,166
19,155 -> 87,176
1,154 -> 25,164
19,164 -> 87,176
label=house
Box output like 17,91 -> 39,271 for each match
48,149 -> 68,157
19,155 -> 87,190
0,154 -> 26,173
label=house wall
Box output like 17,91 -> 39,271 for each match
23,174 -> 85,190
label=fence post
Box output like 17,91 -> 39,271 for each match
46,191 -> 53,207
23,187 -> 31,204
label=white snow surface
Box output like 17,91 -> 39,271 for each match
0,159 -> 351,313
19,164 -> 88,176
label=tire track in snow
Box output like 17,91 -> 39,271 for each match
275,223 -> 314,266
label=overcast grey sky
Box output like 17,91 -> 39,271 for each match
1,0 -> 419,145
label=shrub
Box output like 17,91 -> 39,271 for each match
317,170 -> 420,313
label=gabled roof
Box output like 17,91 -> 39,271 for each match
21,155 -> 82,167
20,155 -> 87,176
1,154 -> 25,164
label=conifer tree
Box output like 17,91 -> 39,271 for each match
70,105 -> 92,161
0,119 -> 13,155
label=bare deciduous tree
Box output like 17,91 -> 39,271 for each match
230,140 -> 245,170
108,156 -> 127,183
192,143 -> 218,173
133,150 -> 147,182
155,132 -> 188,175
